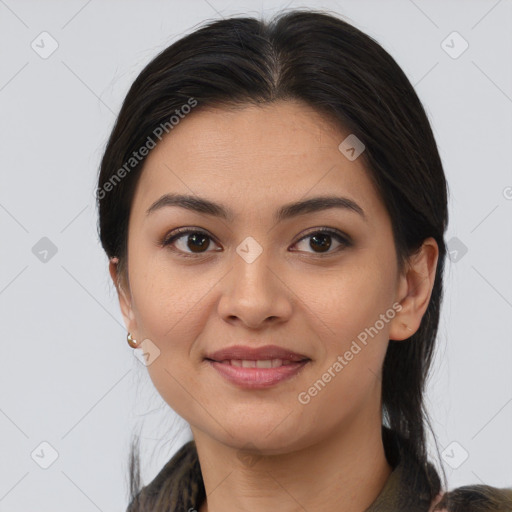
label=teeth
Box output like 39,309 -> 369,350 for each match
223,359 -> 288,368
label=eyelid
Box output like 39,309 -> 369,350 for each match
161,226 -> 352,257
295,226 -> 351,244
291,227 -> 352,254
161,227 -> 221,258
162,226 -> 214,245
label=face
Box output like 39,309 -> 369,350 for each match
113,100 -> 416,454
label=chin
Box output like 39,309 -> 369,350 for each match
221,420 -> 310,454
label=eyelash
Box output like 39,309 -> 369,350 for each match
160,227 -> 352,259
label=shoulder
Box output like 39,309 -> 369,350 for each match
429,485 -> 512,512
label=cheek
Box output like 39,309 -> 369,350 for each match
293,257 -> 395,405
127,248 -> 222,376
293,283 -> 392,436
129,248 -> 210,342
131,269 -> 211,420
299,257 -> 396,347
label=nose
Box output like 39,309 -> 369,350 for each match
217,247 -> 293,329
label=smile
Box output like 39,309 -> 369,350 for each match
206,358 -> 310,389
218,359 -> 297,367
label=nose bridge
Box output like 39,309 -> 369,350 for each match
232,237 -> 275,300
217,236 -> 291,326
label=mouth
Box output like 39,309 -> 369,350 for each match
205,358 -> 307,367
203,345 -> 311,389
204,344 -> 310,363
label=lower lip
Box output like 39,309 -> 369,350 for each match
207,360 -> 310,389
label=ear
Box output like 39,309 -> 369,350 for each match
109,257 -> 138,337
389,237 -> 439,341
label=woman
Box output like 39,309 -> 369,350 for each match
96,9 -> 512,512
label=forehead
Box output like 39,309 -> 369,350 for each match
132,100 -> 387,226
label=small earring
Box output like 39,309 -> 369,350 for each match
127,332 -> 139,348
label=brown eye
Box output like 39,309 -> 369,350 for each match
183,232 -> 210,252
309,232 -> 332,252
292,229 -> 351,255
162,227 -> 351,258
162,229 -> 221,257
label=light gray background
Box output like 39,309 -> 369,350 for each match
1,0 -> 511,510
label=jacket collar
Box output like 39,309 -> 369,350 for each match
139,426 -> 438,511
365,427 -> 438,511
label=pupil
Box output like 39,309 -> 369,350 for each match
311,233 -> 331,252
184,233 -> 333,254
188,233 -> 209,252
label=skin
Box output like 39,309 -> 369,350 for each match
110,100 -> 439,512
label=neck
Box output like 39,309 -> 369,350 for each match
193,416 -> 392,512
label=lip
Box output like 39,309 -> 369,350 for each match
205,344 -> 309,362
204,344 -> 311,389
207,360 -> 310,389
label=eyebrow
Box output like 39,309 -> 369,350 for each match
146,193 -> 367,223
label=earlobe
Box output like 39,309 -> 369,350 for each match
389,237 -> 439,341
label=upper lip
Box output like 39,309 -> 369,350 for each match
205,344 -> 310,362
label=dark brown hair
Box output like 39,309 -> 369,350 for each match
434,485 -> 512,512
97,8 -> 451,509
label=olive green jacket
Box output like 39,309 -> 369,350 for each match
127,427 -> 512,511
